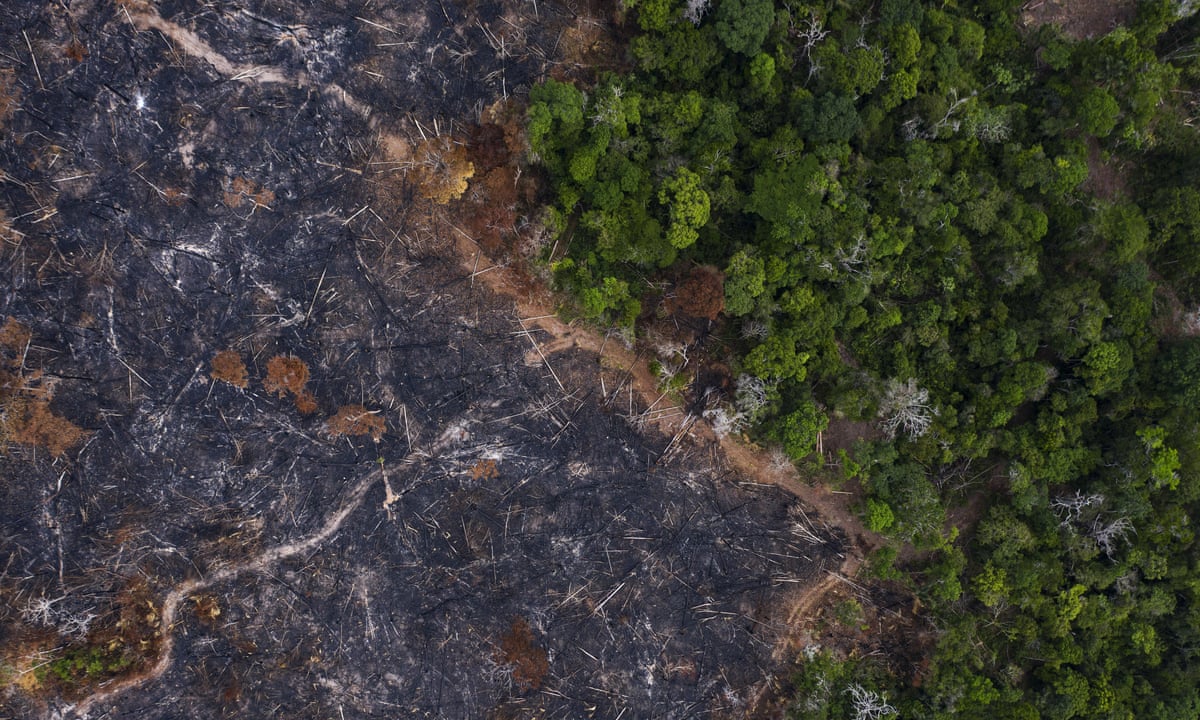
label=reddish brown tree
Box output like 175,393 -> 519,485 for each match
672,265 -> 726,320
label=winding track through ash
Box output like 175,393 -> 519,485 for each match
68,467 -> 388,718
122,4 -> 874,557
63,7 -> 879,714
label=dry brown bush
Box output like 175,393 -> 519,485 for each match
0,208 -> 15,248
222,176 -> 275,210
65,40 -> 88,63
210,350 -> 248,388
262,355 -> 317,414
9,401 -> 88,458
0,315 -> 31,353
496,617 -> 548,691
0,317 -> 88,457
263,355 -> 309,397
326,404 -> 385,442
463,166 -> 520,253
413,137 -> 475,204
672,265 -> 726,320
469,458 -> 499,480
467,122 -> 512,172
293,391 -> 318,415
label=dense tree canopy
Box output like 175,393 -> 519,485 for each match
527,0 -> 1200,716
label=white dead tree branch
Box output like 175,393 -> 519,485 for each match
735,373 -> 771,421
789,8 -> 829,61
846,683 -> 897,720
20,594 -> 97,640
878,378 -> 937,439
703,374 -> 776,438
703,405 -> 744,438
683,0 -> 711,25
1090,514 -> 1135,558
740,319 -> 770,340
1050,490 -> 1105,526
902,89 -> 976,140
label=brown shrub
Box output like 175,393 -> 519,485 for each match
496,618 -> 548,691
210,350 -> 248,388
463,166 -> 519,253
162,187 -> 187,207
64,40 -> 88,63
326,404 -> 385,441
263,355 -> 309,397
0,316 -> 32,355
469,458 -> 499,480
294,391 -> 318,416
7,396 -> 88,457
0,318 -> 88,457
0,208 -> 14,247
191,594 -> 221,626
672,265 -> 726,320
466,122 -> 512,172
262,355 -> 316,413
222,177 -> 275,210
413,137 -> 475,204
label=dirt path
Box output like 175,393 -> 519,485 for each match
67,466 -> 388,718
110,2 -> 874,703
443,226 -> 879,636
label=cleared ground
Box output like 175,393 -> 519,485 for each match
0,2 -> 848,717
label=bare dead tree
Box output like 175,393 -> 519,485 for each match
683,0 -> 711,25
1090,514 -> 1135,558
846,683 -> 897,720
734,374 -> 770,420
1050,490 -> 1105,526
878,378 -> 937,439
703,405 -> 744,438
788,8 -> 829,61
902,89 -> 976,141
835,234 -> 872,281
19,594 -> 96,640
739,319 -> 770,341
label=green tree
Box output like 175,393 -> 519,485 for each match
744,329 -> 809,381
658,168 -> 710,251
1096,202 -> 1150,265
714,0 -> 775,56
865,498 -> 896,532
1077,87 -> 1121,137
527,80 -> 586,175
972,562 -> 1009,607
724,249 -> 767,316
1079,340 -> 1133,396
770,400 -> 829,460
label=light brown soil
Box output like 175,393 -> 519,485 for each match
438,205 -> 888,683
1018,0 -> 1137,40
1083,136 -> 1128,201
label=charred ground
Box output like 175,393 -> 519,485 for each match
0,1 -> 847,718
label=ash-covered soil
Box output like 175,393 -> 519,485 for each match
0,1 -> 844,718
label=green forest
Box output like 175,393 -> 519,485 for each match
525,0 -> 1200,717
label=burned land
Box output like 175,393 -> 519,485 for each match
0,1 -> 847,718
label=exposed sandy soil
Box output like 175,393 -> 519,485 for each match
1083,136 -> 1129,201
1019,0 -> 1137,40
